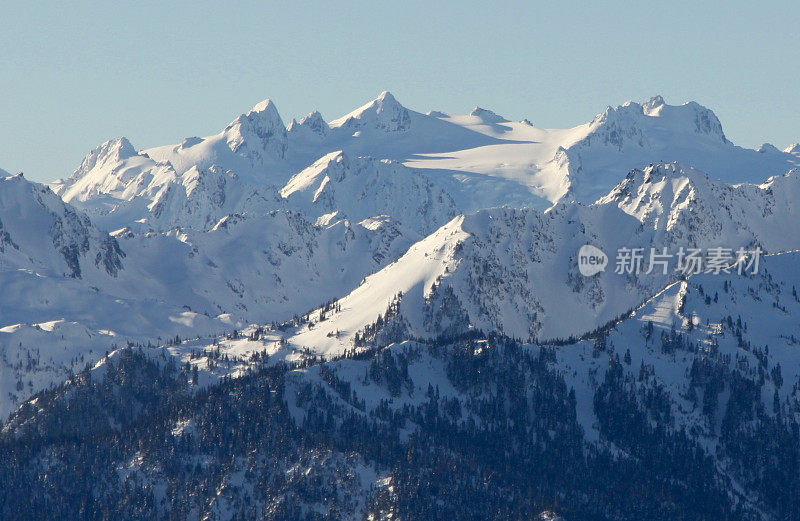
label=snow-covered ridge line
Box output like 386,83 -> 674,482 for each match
51,92 -> 800,228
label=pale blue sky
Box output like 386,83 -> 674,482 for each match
1,1 -> 798,181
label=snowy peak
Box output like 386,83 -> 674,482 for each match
147,164 -> 235,223
599,162 -> 720,219
640,94 -> 667,114
758,143 -> 781,154
143,163 -> 286,231
684,102 -> 727,141
759,168 -> 800,197
587,95 -> 728,149
588,102 -> 645,148
70,137 -> 138,181
602,161 -> 710,194
469,106 -> 509,124
280,150 -> 459,234
287,110 -> 329,137
554,95 -> 782,201
329,91 -> 411,133
0,174 -> 124,278
180,164 -> 237,200
599,162 -> 800,251
223,98 -> 288,161
280,150 -> 346,198
52,144 -> 175,205
250,98 -> 278,114
783,143 -> 800,155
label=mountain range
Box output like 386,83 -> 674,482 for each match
1,92 -> 799,520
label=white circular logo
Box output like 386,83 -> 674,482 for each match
578,245 -> 608,276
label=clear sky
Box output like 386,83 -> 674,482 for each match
1,1 -> 798,182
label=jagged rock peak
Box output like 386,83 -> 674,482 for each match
641,94 -> 666,114
783,142 -> 800,155
590,95 -> 728,146
71,137 -> 137,180
469,106 -> 508,123
0,174 -> 125,278
288,110 -> 329,136
329,91 -> 411,132
598,161 -> 714,204
249,98 -> 280,115
224,98 -> 288,160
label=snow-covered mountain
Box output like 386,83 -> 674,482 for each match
3,92 -> 800,520
6,250 -> 798,520
7,87 -> 800,416
0,173 -> 124,280
599,162 -> 800,251
268,162 -> 800,357
410,94 -> 798,204
0,172 -> 423,418
280,150 -> 458,234
50,137 -> 284,232
11,94 -> 800,396
560,96 -> 799,199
